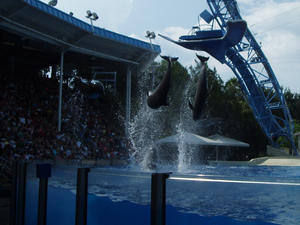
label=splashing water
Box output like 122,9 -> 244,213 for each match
176,79 -> 196,172
128,66 -> 203,172
65,90 -> 85,139
127,70 -> 165,170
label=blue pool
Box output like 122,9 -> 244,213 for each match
25,164 -> 300,225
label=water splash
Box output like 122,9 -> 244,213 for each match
128,65 -> 203,172
176,79 -> 195,173
128,70 -> 165,170
65,90 -> 85,139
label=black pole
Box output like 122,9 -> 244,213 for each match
9,161 -> 17,225
10,161 -> 27,225
75,168 -> 90,225
36,164 -> 52,225
151,173 -> 170,225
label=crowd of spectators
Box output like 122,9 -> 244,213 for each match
0,73 -> 129,184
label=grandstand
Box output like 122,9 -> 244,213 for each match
0,0 -> 161,129
0,0 -> 161,193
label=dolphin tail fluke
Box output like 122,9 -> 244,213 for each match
160,55 -> 171,63
188,99 -> 194,110
160,55 -> 178,64
171,57 -> 179,62
196,54 -> 209,64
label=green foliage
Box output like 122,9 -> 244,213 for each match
189,60 -> 269,158
284,88 -> 300,121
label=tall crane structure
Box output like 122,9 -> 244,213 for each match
159,0 -> 297,155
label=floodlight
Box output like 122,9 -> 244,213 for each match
48,0 -> 57,7
86,10 -> 92,18
91,12 -> 99,21
145,30 -> 151,38
150,32 -> 156,39
146,31 -> 156,40
86,10 -> 99,32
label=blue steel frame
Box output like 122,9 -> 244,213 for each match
207,0 -> 297,155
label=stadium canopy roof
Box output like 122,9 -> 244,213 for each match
156,132 -> 249,148
156,132 -> 222,146
0,0 -> 161,67
208,134 -> 249,148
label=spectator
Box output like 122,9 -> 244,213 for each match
0,73 -> 129,185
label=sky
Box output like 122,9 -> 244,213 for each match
41,0 -> 300,93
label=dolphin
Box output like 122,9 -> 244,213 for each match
189,54 -> 209,120
147,55 -> 178,109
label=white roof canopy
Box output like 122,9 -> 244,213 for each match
156,132 -> 249,148
208,134 -> 250,147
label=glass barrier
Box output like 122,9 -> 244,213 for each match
166,171 -> 300,225
23,163 -> 300,225
25,163 -> 78,225
87,168 -> 152,225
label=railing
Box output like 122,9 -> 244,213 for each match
9,161 -> 300,225
10,161 -> 170,225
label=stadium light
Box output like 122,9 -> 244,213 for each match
91,12 -> 99,21
86,10 -> 92,18
86,10 -> 99,32
145,30 -> 156,40
48,0 -> 57,7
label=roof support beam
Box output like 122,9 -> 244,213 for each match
58,51 -> 64,132
125,67 -> 132,136
7,5 -> 28,18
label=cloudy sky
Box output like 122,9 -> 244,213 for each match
42,0 -> 300,92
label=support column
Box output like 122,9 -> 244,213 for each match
58,52 -> 64,132
10,161 -> 27,225
125,67 -> 131,136
151,173 -> 170,225
36,164 -> 51,225
75,168 -> 90,225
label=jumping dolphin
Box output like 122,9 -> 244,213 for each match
147,55 -> 178,109
158,20 -> 247,63
189,54 -> 209,120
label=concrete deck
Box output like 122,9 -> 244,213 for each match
208,156 -> 300,166
249,156 -> 300,166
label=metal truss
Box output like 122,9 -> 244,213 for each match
207,0 -> 297,155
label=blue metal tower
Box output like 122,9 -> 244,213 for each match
207,0 -> 297,155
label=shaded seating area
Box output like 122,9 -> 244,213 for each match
0,0 -> 161,188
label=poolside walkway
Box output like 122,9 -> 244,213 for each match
249,156 -> 300,166
208,156 -> 300,166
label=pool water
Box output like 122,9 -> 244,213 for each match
25,165 -> 300,225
